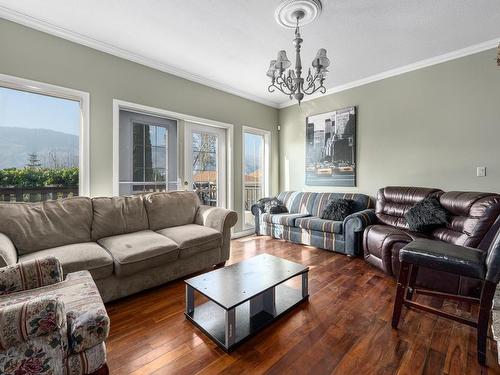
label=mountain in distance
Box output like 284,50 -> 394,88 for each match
0,126 -> 79,169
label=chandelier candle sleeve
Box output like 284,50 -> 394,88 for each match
267,14 -> 329,104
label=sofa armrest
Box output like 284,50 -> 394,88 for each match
0,256 -> 64,296
0,233 -> 17,268
251,203 -> 264,216
342,209 -> 378,256
195,205 -> 238,233
343,209 -> 378,232
0,295 -> 66,350
195,205 -> 238,262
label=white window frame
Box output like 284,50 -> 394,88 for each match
242,125 -> 271,230
0,73 -> 90,196
112,99 -> 234,210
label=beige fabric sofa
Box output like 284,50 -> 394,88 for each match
0,191 -> 237,302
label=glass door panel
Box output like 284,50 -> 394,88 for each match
243,131 -> 266,228
185,122 -> 226,207
119,111 -> 177,195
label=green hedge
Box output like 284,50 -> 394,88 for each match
0,168 -> 79,188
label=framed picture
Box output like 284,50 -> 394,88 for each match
305,106 -> 356,187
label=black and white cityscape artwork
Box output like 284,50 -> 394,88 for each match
305,106 -> 356,187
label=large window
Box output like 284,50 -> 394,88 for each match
243,127 -> 270,229
119,110 -> 177,195
0,84 -> 83,202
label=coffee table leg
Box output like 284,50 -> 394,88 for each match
250,288 -> 276,317
302,272 -> 309,299
185,285 -> 195,315
225,308 -> 236,348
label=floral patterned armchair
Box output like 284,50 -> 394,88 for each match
0,257 -> 109,375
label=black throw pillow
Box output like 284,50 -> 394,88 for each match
320,199 -> 354,221
256,197 -> 274,212
262,198 -> 288,214
405,197 -> 449,232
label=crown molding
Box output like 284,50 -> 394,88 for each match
0,6 -> 280,108
278,37 -> 500,108
2,6 -> 498,111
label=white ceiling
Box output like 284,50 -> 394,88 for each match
1,0 -> 500,108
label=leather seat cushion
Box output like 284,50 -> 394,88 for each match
157,224 -> 222,258
295,217 -> 343,234
98,230 -> 179,277
20,242 -> 113,280
261,213 -> 310,226
400,239 -> 486,280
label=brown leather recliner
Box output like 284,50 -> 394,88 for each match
363,186 -> 500,295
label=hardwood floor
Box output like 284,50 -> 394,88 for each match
105,236 -> 500,374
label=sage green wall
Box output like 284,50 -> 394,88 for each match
279,49 -> 500,197
0,19 -> 279,233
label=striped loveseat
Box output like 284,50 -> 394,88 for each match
251,191 -> 375,256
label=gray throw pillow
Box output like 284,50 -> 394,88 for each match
405,197 -> 449,232
320,199 -> 354,221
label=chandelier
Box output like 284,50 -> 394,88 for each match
267,0 -> 329,105
497,43 -> 500,67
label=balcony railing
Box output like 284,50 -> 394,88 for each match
0,186 -> 79,202
244,182 -> 262,211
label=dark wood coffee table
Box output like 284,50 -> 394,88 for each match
184,253 -> 309,351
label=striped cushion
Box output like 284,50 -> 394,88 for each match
295,217 -> 343,234
261,213 -> 310,226
277,192 -> 317,214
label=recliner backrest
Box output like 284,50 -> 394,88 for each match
431,192 -> 500,249
375,186 -> 443,229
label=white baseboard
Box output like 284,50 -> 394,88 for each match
231,229 -> 255,239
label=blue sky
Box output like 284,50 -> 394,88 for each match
244,132 -> 263,173
0,86 -> 80,136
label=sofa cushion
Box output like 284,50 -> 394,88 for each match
0,197 -> 93,255
295,217 -> 343,234
20,242 -> 113,281
276,191 -> 317,214
98,230 -> 179,277
144,191 -> 200,230
91,195 -> 149,241
261,213 -> 310,226
157,224 -> 221,258
157,224 -> 221,248
311,192 -> 372,218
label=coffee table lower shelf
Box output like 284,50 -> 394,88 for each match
185,283 -> 308,351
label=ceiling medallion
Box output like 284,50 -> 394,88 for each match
267,0 -> 329,105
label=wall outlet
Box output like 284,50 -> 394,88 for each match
477,166 -> 486,177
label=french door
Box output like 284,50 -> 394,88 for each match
184,122 -> 227,207
118,110 -> 178,195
